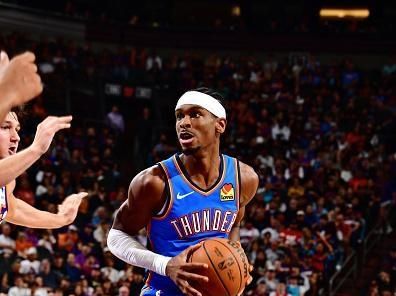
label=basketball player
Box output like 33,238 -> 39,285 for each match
0,51 -> 42,122
0,113 -> 73,187
0,110 -> 87,227
0,50 -> 45,186
108,88 -> 259,296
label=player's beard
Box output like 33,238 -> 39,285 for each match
182,146 -> 201,156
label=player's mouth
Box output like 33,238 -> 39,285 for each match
8,146 -> 17,155
179,131 -> 195,145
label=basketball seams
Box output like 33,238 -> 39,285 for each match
203,241 -> 231,296
211,239 -> 243,294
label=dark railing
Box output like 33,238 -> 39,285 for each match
327,251 -> 358,296
325,204 -> 393,296
362,222 -> 383,266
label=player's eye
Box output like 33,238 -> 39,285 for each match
1,125 -> 10,130
191,112 -> 201,118
176,113 -> 184,120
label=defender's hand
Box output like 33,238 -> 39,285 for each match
0,51 -> 42,107
31,116 -> 73,155
57,192 -> 88,225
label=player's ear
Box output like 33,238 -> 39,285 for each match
215,118 -> 226,134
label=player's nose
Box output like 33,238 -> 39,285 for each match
10,129 -> 20,143
179,115 -> 192,128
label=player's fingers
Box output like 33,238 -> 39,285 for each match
47,115 -> 72,126
178,271 -> 208,283
73,196 -> 84,208
39,116 -> 60,130
185,243 -> 204,256
17,51 -> 36,63
182,262 -> 208,270
35,79 -> 43,95
0,51 -> 9,65
27,62 -> 38,73
56,123 -> 71,130
57,115 -> 73,123
65,193 -> 87,204
234,240 -> 242,248
179,280 -> 202,296
24,75 -> 43,99
47,116 -> 72,132
246,275 -> 253,285
55,116 -> 73,128
62,196 -> 82,208
184,285 -> 202,296
32,73 -> 42,87
249,264 -> 253,272
74,192 -> 88,200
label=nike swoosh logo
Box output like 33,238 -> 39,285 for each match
176,191 -> 194,200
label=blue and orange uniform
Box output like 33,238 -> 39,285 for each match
141,153 -> 241,296
0,186 -> 8,223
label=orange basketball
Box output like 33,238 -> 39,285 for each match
188,238 -> 250,296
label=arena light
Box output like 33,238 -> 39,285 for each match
231,5 -> 241,17
320,8 -> 370,19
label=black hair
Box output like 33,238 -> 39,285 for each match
191,87 -> 226,109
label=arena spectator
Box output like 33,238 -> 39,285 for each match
0,223 -> 15,256
106,105 -> 125,135
19,247 -> 40,275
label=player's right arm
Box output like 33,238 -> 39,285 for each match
107,166 -> 208,296
0,116 -> 72,187
0,51 -> 42,122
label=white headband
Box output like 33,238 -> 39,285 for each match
175,91 -> 226,119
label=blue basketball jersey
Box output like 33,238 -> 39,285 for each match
143,154 -> 240,295
0,186 -> 8,223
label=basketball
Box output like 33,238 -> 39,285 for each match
188,238 -> 250,296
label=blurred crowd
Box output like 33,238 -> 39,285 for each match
0,30 -> 396,296
368,248 -> 396,296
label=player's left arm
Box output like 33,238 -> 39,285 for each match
228,162 -> 259,242
5,180 -> 87,228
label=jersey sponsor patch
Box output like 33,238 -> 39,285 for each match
220,183 -> 235,201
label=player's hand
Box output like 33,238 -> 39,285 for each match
31,116 -> 72,155
57,192 -> 88,225
0,51 -> 43,107
166,243 -> 209,296
238,264 -> 254,296
232,241 -> 253,296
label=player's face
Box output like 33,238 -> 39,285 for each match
0,112 -> 20,159
175,105 -> 225,155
